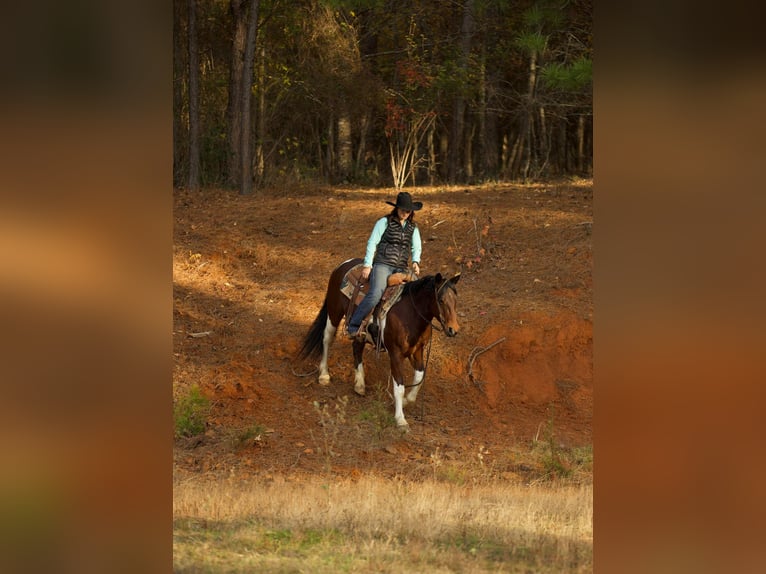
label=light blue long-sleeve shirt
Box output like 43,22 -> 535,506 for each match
363,216 -> 422,267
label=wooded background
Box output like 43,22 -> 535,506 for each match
173,0 -> 592,193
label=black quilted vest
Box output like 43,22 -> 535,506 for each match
373,216 -> 416,268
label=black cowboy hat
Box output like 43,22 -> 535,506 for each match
386,191 -> 423,211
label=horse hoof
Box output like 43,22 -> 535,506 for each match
397,422 -> 410,434
318,374 -> 331,386
354,383 -> 366,396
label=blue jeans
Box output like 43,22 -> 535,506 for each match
347,263 -> 402,332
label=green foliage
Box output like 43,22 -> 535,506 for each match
571,56 -> 593,87
531,406 -> 595,481
432,55 -> 479,99
539,408 -> 569,478
437,465 -> 469,486
522,4 -> 547,29
174,0 -> 593,186
174,385 -> 210,438
357,399 -> 396,441
226,422 -> 267,450
263,528 -> 293,547
522,1 -> 565,31
514,31 -> 548,56
541,57 -> 592,92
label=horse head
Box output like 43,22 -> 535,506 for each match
434,272 -> 461,337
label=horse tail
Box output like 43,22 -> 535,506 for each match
297,298 -> 329,360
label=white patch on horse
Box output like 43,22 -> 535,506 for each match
403,369 -> 424,406
393,379 -> 409,430
353,363 -> 365,396
318,316 -> 335,386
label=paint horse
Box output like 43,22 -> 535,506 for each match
298,258 -> 461,431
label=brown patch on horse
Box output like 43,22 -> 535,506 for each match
300,260 -> 462,430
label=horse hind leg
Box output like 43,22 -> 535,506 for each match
352,339 -> 366,395
318,315 -> 336,386
389,354 -> 410,432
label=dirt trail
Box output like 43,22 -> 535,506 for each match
173,181 -> 593,480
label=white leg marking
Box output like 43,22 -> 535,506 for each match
404,369 -> 424,406
354,363 -> 366,396
318,317 -> 336,386
393,380 -> 409,430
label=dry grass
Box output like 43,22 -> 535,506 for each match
174,474 -> 592,573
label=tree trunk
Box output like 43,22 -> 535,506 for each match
325,116 -> 335,181
500,132 -> 509,178
464,120 -> 474,181
522,48 -> 538,181
522,115 -> 532,181
484,102 -> 498,178
355,113 -> 369,179
226,0 -> 247,187
477,7 -> 498,180
439,130 -> 449,180
448,100 -> 465,183
255,45 -> 266,183
427,121 -> 436,185
510,125 -> 525,179
173,0 -> 186,187
558,118 -> 568,173
239,0 -> 260,195
187,0 -> 200,191
577,114 -> 585,174
477,47 -> 487,181
448,0 -> 474,183
337,112 -> 352,181
536,105 -> 548,177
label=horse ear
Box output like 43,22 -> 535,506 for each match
435,273 -> 443,283
450,273 -> 461,285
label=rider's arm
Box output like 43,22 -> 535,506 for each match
363,217 -> 388,267
411,225 -> 422,265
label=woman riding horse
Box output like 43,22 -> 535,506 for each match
345,192 -> 423,339
299,258 -> 461,431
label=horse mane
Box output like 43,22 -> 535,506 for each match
401,274 -> 437,297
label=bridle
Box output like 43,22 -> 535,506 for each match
409,278 -> 453,333
393,277 -> 452,392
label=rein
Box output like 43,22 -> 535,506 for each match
408,278 -> 450,332
398,278 -> 449,390
395,327 -> 433,390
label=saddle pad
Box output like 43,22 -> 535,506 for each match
340,264 -> 406,310
340,264 -> 368,305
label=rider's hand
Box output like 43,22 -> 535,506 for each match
361,266 -> 371,280
412,262 -> 420,276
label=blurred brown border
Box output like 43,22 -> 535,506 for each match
2,1 -> 766,572
0,2 -> 171,572
596,1 -> 766,571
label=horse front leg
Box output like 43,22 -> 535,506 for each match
318,315 -> 336,386
403,346 -> 425,407
389,352 -> 410,432
352,339 -> 366,396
